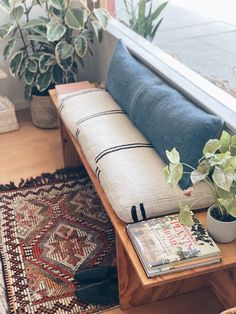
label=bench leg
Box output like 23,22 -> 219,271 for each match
208,268 -> 236,309
116,233 -> 207,310
58,116 -> 82,168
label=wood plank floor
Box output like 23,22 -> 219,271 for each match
0,110 -> 224,314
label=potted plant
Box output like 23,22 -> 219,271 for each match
163,130 -> 236,243
0,0 -> 108,128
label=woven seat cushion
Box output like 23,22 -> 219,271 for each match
58,89 -> 214,223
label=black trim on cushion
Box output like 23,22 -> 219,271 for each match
95,143 -> 153,163
131,206 -> 138,222
75,110 -> 125,126
140,203 -> 147,220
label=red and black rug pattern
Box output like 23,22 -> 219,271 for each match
0,168 -> 116,313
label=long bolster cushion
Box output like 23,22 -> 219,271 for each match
58,89 -> 214,223
106,40 -> 224,189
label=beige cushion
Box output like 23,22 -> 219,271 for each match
59,89 -> 215,223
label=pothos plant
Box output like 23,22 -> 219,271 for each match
163,130 -> 236,226
0,0 -> 109,98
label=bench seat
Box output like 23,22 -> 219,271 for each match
58,88 -> 214,223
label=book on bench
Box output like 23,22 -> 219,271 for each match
127,212 -> 221,277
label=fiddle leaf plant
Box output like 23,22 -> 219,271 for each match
163,130 -> 236,226
0,0 -> 109,99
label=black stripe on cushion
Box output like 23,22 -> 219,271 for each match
95,143 -> 153,163
131,206 -> 138,222
140,203 -> 147,220
75,109 -> 125,126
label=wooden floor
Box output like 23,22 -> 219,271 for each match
0,110 -> 225,314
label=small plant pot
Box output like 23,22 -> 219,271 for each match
206,205 -> 236,243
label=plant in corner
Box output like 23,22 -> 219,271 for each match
0,0 -> 109,128
122,0 -> 168,41
163,130 -> 236,243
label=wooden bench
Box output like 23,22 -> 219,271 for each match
49,88 -> 236,310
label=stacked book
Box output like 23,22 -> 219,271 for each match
127,212 -> 221,277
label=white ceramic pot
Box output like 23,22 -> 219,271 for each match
206,205 -> 236,243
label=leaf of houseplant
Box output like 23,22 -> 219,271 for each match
9,51 -> 24,77
28,35 -> 48,43
46,20 -> 66,42
66,70 -> 77,83
74,35 -> 88,57
3,38 -> 15,61
55,41 -> 74,60
166,148 -> 180,164
39,53 -> 55,73
57,56 -> 73,71
203,139 -> 221,157
150,1 -> 168,21
190,171 -> 208,185
65,8 -> 84,30
52,64 -> 64,84
230,135 -> 236,156
23,19 -> 46,29
36,70 -> 52,92
24,69 -> 35,85
163,163 -> 183,188
10,5 -> 24,22
93,8 -> 109,29
49,0 -> 64,10
214,185 -> 233,199
212,167 -> 234,192
218,198 -> 236,218
219,130 -> 231,153
0,23 -> 15,39
178,205 -> 194,227
0,0 -> 11,13
89,20 -> 101,41
26,59 -> 38,73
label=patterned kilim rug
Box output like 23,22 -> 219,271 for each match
0,168 -> 116,314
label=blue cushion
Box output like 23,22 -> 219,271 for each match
106,39 -> 224,189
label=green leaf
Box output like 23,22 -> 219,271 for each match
46,20 -> 66,42
231,156 -> 236,170
203,139 -> 221,157
55,41 -> 74,60
166,148 -> 180,163
214,185 -> 233,199
89,20 -> 102,41
212,167 -> 234,192
39,53 -> 55,73
24,69 -> 35,85
74,35 -> 88,57
26,59 -> 38,73
49,0 -> 64,10
219,130 -> 231,153
24,84 -> 32,100
23,19 -> 46,29
66,70 -> 77,83
150,1 -> 168,21
218,198 -> 236,218
10,5 -> 23,22
163,163 -> 183,188
230,135 -> 236,156
65,8 -> 84,30
52,64 -> 64,84
36,70 -> 52,92
27,35 -> 48,43
3,38 -> 15,61
0,0 -> 11,13
179,205 -> 194,227
93,8 -> 109,29
190,170 -> 208,185
0,23 -> 15,40
57,56 -> 73,71
9,51 -> 24,77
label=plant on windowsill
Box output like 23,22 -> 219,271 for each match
163,130 -> 236,243
122,0 -> 168,41
0,0 -> 108,128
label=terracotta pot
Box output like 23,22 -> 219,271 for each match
206,205 -> 236,243
30,95 -> 58,129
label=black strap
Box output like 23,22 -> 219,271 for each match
140,203 -> 147,220
131,206 -> 138,222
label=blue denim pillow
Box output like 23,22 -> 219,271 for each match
106,39 -> 224,189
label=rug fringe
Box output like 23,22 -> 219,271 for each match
0,167 -> 87,192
